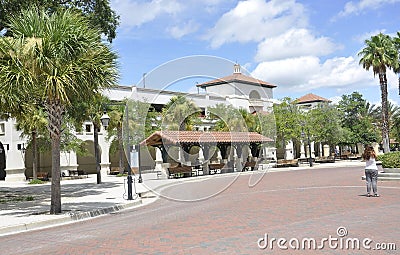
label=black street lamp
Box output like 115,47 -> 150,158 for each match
301,123 -> 313,167
100,103 -> 139,200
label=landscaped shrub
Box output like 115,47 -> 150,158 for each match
377,152 -> 400,168
28,179 -> 46,185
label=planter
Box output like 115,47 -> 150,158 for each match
383,168 -> 400,173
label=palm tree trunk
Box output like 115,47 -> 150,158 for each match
379,72 -> 390,153
118,125 -> 124,174
47,101 -> 63,214
32,130 -> 37,180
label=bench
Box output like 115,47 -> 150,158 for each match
168,164 -> 193,178
244,161 -> 257,171
109,167 -> 122,175
208,163 -> 225,174
69,170 -> 88,177
315,156 -> 335,163
276,159 -> 299,168
27,172 -> 49,181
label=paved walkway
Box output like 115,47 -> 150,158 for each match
0,160 -> 365,236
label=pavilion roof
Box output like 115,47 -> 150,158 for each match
141,131 -> 273,146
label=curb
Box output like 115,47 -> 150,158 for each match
0,198 -> 142,236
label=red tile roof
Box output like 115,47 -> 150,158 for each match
196,73 -> 276,89
295,93 -> 331,104
141,131 -> 273,146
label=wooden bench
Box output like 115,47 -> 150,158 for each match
209,163 -> 225,174
244,161 -> 257,171
109,167 -> 122,175
168,164 -> 193,178
27,172 -> 49,181
69,170 -> 88,177
276,159 -> 299,168
315,156 -> 335,163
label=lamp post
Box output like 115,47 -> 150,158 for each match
100,103 -> 140,200
301,122 -> 313,167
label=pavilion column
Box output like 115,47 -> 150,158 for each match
217,144 -> 229,173
158,145 -> 170,177
323,144 -> 330,157
311,141 -> 315,158
235,144 -> 243,172
181,143 -> 192,165
201,145 -> 210,175
284,140 -> 294,160
300,140 -> 306,159
154,146 -> 167,179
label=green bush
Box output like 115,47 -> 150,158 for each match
377,152 -> 400,168
28,179 -> 46,185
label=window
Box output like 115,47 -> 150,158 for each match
85,124 -> 92,133
0,123 -> 5,135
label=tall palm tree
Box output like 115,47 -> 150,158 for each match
0,8 -> 118,214
358,33 -> 398,153
392,32 -> 400,95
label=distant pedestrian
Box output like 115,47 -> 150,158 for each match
362,145 -> 379,197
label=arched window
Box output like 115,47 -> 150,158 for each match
249,90 -> 261,100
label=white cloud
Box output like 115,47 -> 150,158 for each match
336,0 -> 400,18
255,29 -> 340,61
167,20 -> 200,39
204,0 -> 307,48
251,56 -> 379,92
111,0 -> 182,29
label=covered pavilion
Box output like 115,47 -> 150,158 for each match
140,131 -> 274,177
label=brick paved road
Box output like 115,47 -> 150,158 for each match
0,166 -> 399,254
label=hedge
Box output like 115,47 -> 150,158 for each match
377,151 -> 400,168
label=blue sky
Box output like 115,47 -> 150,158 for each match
110,0 -> 400,106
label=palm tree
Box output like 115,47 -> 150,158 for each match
392,32 -> 400,95
162,95 -> 200,131
0,8 -> 118,214
358,33 -> 398,153
15,106 -> 48,180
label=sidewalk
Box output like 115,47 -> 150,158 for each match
0,160 -> 364,236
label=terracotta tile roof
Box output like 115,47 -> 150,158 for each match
196,73 -> 276,89
295,93 -> 331,104
141,131 -> 273,146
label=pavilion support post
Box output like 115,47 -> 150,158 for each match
202,145 -> 210,175
235,144 -> 244,172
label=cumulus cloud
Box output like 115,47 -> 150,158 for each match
204,0 -> 307,48
167,20 -> 200,39
255,29 -> 340,61
251,56 -> 382,92
111,0 -> 182,29
336,0 -> 400,18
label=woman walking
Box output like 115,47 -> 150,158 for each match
362,146 -> 379,197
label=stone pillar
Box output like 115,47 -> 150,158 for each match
5,143 -> 26,182
235,145 -> 243,172
311,141 -> 315,158
155,147 -> 167,178
60,151 -> 78,176
284,140 -> 294,160
300,140 -> 306,159
323,144 -> 330,157
99,129 -> 111,176
202,145 -> 210,175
